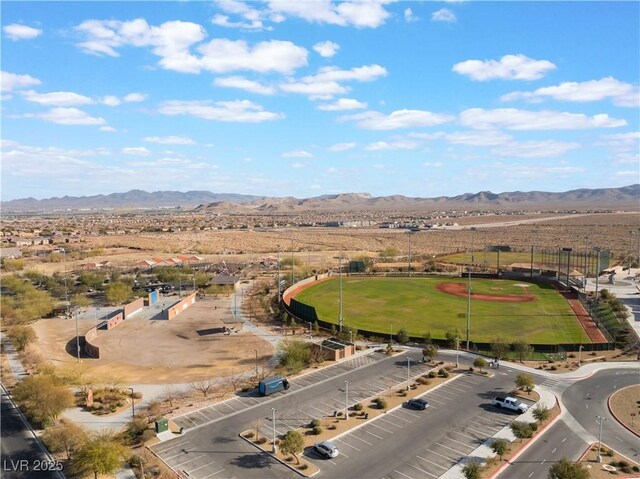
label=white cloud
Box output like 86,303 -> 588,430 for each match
501,77 -> 640,107
1,71 -> 41,92
211,14 -> 265,30
453,54 -> 556,81
213,0 -> 268,29
101,95 -> 121,106
342,109 -> 454,130
281,64 -> 387,99
446,130 -> 512,146
123,92 -> 147,102
404,8 -> 418,22
122,147 -> 151,156
544,166 -> 584,173
313,41 -> 340,58
158,99 -> 283,122
290,162 -> 306,168
100,126 -> 116,132
143,136 -> 196,145
317,98 -> 367,111
267,0 -> 391,28
491,140 -> 580,158
198,39 -> 308,74
214,76 -> 276,95
282,150 -> 313,158
75,18 -> 307,75
3,24 -> 42,41
364,140 -> 419,151
22,90 -> 95,106
432,8 -> 456,23
459,108 -> 626,130
616,170 -> 640,177
328,142 -> 356,152
423,162 -> 443,167
27,107 -> 106,126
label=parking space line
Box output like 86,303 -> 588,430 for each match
170,454 -> 206,467
155,440 -> 192,454
464,424 -> 492,437
309,405 -> 326,416
395,408 -> 421,419
408,463 -> 437,478
416,455 -> 449,470
439,442 -> 465,456
388,412 -> 413,424
369,422 -> 394,434
446,384 -> 472,393
423,397 -> 446,405
335,438 -> 361,452
200,468 -> 226,479
350,434 -> 374,446
444,435 -> 473,449
363,429 -> 384,440
429,390 -> 458,400
451,430 -> 480,441
427,448 -> 458,462
377,416 -> 405,429
393,469 -> 414,479
187,459 -> 218,474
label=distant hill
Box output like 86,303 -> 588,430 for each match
2,185 -> 638,213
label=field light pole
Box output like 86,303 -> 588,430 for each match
129,387 -> 135,418
334,256 -> 345,332
276,245 -> 281,303
596,415 -> 607,462
466,227 -> 476,351
562,247 -> 572,291
344,380 -> 350,420
407,231 -> 415,277
290,237 -> 295,285
271,408 -> 278,453
593,247 -> 601,314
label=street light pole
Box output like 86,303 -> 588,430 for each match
466,227 -> 476,351
578,345 -> 583,367
129,387 -> 135,418
345,380 -> 350,421
456,337 -> 459,367
407,357 -> 411,390
596,415 -> 607,462
253,349 -> 259,375
291,237 -> 295,285
271,408 -> 278,453
336,256 -> 344,332
75,309 -> 80,363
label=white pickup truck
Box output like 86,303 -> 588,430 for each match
491,396 -> 528,413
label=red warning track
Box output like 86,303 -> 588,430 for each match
436,282 -> 535,302
555,289 -> 608,343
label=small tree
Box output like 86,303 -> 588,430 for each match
423,331 -> 432,345
490,336 -> 510,360
42,419 -> 88,460
12,375 -> 74,427
313,321 -> 320,335
512,339 -> 534,362
422,345 -> 438,363
374,397 -> 388,410
279,430 -> 304,464
532,405 -> 550,423
72,431 -> 129,479
445,327 -> 461,349
547,458 -> 589,479
191,378 -> 216,397
7,325 -> 37,351
104,282 -> 133,305
515,373 -> 535,394
491,438 -> 509,461
397,328 -> 409,345
462,459 -> 482,479
473,357 -> 488,372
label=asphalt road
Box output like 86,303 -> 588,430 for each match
497,368 -> 640,479
153,351 -> 533,479
1,385 -> 64,479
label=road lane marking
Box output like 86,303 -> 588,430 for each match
201,468 -> 225,479
552,448 -> 557,453
562,437 -> 567,443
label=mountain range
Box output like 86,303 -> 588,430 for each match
2,185 -> 638,213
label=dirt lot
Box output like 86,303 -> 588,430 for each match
31,297 -> 274,384
610,385 -> 640,437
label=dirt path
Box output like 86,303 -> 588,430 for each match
436,281 -> 535,302
556,289 -> 608,343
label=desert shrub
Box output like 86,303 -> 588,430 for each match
374,397 -> 387,409
298,464 -> 308,471
353,403 -> 363,411
328,425 -> 336,430
244,432 -> 254,439
312,426 -> 322,435
256,437 -> 267,445
417,377 -> 430,385
428,371 -> 437,378
310,419 -> 321,428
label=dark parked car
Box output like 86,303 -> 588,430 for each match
406,398 -> 429,410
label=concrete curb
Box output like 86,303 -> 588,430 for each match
237,432 -> 319,477
608,385 -> 640,439
487,394 -> 562,479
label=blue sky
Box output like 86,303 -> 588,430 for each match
1,1 -> 639,201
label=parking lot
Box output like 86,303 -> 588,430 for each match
152,352 -> 535,479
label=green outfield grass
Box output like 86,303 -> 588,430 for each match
294,277 -> 587,344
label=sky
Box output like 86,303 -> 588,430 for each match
1,1 -> 639,201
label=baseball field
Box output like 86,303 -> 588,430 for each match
294,277 -> 587,344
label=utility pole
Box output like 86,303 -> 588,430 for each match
466,227 -> 476,351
